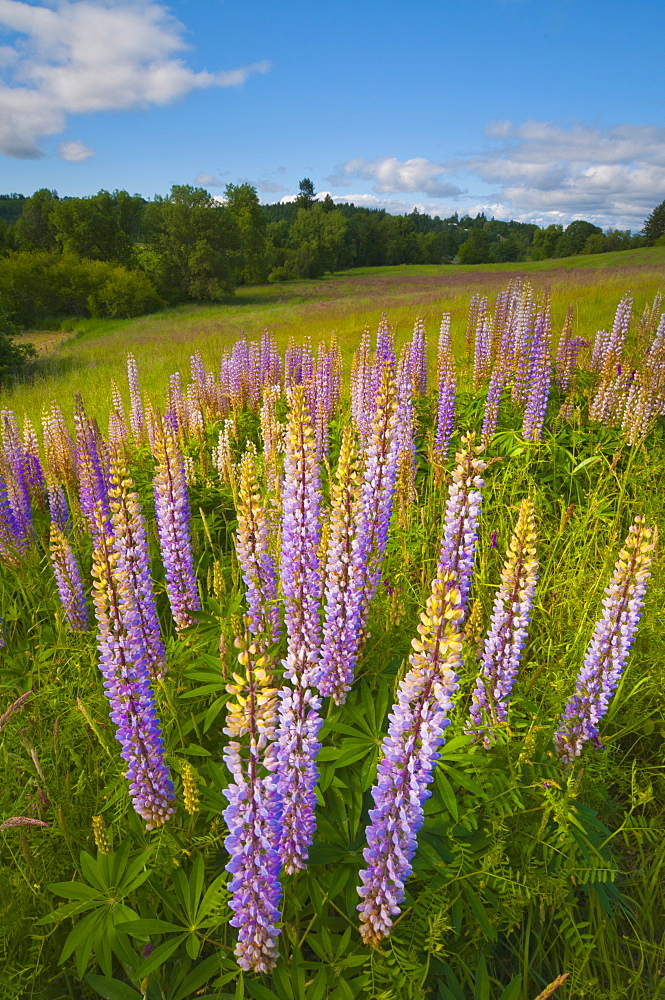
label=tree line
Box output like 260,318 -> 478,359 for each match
0,182 -> 664,336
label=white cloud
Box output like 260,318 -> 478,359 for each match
330,122 -> 665,229
257,179 -> 286,193
275,190 -> 456,218
56,136 -> 92,160
195,171 -> 224,187
0,0 -> 270,158
329,155 -> 462,198
463,120 -> 665,228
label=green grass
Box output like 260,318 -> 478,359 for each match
3,248 -> 664,428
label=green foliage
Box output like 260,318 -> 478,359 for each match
148,185 -> 240,303
642,199 -> 665,245
1,348 -> 665,1000
0,303 -> 36,385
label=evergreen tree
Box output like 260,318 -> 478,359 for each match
642,200 -> 665,244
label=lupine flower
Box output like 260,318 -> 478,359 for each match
22,417 -> 46,509
434,314 -> 456,464
275,387 -> 324,872
319,425 -> 364,703
150,412 -> 201,631
91,504 -> 175,829
481,368 -> 505,446
127,353 -> 146,443
467,499 -> 538,745
437,433 -> 486,620
49,524 -> 88,630
357,570 -> 463,945
354,358 -> 399,628
74,395 -> 111,536
235,445 -> 280,644
0,472 -> 25,566
108,445 -> 166,679
522,306 -> 552,443
279,386 -> 322,686
1,409 -> 33,542
554,516 -> 656,765
223,634 -> 282,972
47,479 -> 71,532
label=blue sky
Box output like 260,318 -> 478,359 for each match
1,0 -> 664,229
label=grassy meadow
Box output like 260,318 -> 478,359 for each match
1,250 -> 664,1000
5,246 -> 665,424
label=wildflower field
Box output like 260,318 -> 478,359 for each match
1,260 -> 664,1000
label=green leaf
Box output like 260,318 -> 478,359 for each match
172,955 -> 223,1000
48,881 -> 100,900
179,744 -> 212,756
244,980 -> 280,1000
474,955 -> 489,1000
86,975 -> 142,1000
135,934 -> 186,977
497,975 -> 522,1000
116,918 -> 183,936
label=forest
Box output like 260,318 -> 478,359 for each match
0,181 -> 664,371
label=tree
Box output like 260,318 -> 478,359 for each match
224,183 -> 268,283
0,304 -> 35,385
642,200 -> 665,245
294,178 -> 316,211
457,228 -> 491,264
50,191 -> 136,265
148,185 -> 240,301
15,189 -> 59,250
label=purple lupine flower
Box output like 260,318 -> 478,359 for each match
127,353 -> 146,443
409,318 -> 428,395
437,432 -> 486,620
150,412 -> 200,631
108,446 -> 166,680
46,480 -> 71,532
357,570 -> 463,945
49,524 -> 88,630
279,386 -> 322,686
467,499 -> 538,746
554,516 -> 656,765
354,358 -> 400,628
1,409 -> 33,541
481,367 -> 505,445
522,306 -> 552,443
223,636 -> 282,972
22,417 -> 46,509
235,445 -> 280,644
472,301 -> 492,388
74,395 -> 111,536
275,386 -> 323,872
434,315 -> 456,462
555,306 -> 575,393
91,504 -> 175,829
319,425 -> 364,704
0,472 -> 26,566
351,325 -> 373,440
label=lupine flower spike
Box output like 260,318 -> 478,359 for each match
235,445 -> 280,644
91,503 -> 175,828
150,412 -> 201,631
554,516 -> 656,765
223,634 -> 282,973
437,433 -> 486,621
319,424 -> 363,704
275,386 -> 324,872
357,570 -> 463,945
467,499 -> 538,745
108,445 -> 166,679
49,524 -> 89,630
